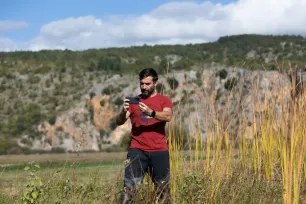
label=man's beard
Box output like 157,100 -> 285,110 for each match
141,87 -> 155,98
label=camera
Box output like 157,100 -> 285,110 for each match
126,96 -> 141,104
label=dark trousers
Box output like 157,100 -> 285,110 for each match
119,148 -> 171,203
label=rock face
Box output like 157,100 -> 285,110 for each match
20,66 -> 305,152
89,94 -> 116,131
108,120 -> 132,144
19,94 -> 119,152
191,68 -> 293,139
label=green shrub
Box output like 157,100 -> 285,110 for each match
98,56 -> 122,73
156,83 -> 166,93
27,75 -> 41,84
167,77 -> 179,90
173,58 -> 194,70
109,117 -> 117,131
120,132 -> 132,150
48,113 -> 57,125
100,129 -> 106,139
102,85 -> 122,95
114,97 -> 123,106
100,100 -> 105,107
89,92 -> 96,99
21,162 -> 44,204
158,57 -> 171,74
195,71 -> 202,87
10,103 -> 46,137
102,85 -> 113,95
0,137 -> 17,155
45,79 -> 51,88
224,77 -> 238,90
217,69 -> 228,79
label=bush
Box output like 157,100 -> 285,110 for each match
114,97 -> 123,106
156,83 -> 166,93
48,113 -> 57,125
120,132 -> 132,150
27,75 -> 41,84
173,58 -> 194,70
158,57 -> 171,74
100,99 -> 105,107
224,77 -> 238,90
167,77 -> 179,90
195,71 -> 202,87
87,63 -> 95,72
102,85 -> 113,95
98,56 -> 122,73
10,103 -> 46,137
89,92 -> 96,99
109,117 -> 117,131
0,137 -> 17,155
217,69 -> 228,79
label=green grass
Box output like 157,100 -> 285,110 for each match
0,160 -> 123,172
0,152 -> 127,203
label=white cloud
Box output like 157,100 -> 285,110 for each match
0,20 -> 28,51
0,37 -> 16,52
1,0 -> 306,51
0,20 -> 28,33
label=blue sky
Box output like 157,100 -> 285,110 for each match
0,0 -> 305,51
1,0 -> 172,41
1,0 -> 233,41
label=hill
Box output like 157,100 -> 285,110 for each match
0,34 -> 305,154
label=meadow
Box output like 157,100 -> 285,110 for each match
1,66 -> 306,204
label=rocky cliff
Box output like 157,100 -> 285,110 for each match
17,65 -> 305,152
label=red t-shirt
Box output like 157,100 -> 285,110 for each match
128,93 -> 173,152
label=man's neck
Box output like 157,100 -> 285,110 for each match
150,91 -> 157,98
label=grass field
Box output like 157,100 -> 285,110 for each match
0,152 -> 127,203
0,148 -> 304,204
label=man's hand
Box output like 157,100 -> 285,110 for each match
116,97 -> 131,126
122,98 -> 130,112
139,102 -> 153,116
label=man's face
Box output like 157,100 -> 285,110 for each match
140,76 -> 156,97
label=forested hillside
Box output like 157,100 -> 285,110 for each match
1,34 -> 306,73
0,34 -> 305,154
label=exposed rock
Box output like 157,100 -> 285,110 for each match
88,94 -> 116,131
31,94 -> 117,152
108,119 -> 132,145
21,66 -> 305,152
165,54 -> 182,64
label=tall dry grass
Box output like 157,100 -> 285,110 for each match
167,65 -> 306,203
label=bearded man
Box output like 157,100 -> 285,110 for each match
116,68 -> 173,203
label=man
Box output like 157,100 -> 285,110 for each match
116,68 -> 173,203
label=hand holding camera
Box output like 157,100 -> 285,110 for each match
122,98 -> 130,112
126,96 -> 141,104
122,96 -> 141,112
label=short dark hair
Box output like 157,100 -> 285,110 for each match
139,68 -> 158,82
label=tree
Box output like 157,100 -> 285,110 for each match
167,77 -> 179,90
158,57 -> 170,74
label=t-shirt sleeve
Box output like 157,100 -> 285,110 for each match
162,96 -> 173,109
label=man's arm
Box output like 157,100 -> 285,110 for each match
150,107 -> 172,122
116,98 -> 131,126
139,102 -> 172,122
